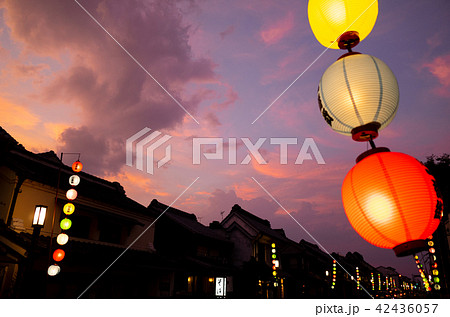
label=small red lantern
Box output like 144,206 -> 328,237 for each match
72,160 -> 83,173
53,249 -> 66,262
342,150 -> 442,256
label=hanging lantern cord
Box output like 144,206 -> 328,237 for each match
369,135 -> 376,149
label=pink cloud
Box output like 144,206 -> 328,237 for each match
220,25 -> 235,40
260,11 -> 294,45
423,54 -> 450,97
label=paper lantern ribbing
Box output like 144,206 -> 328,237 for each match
318,53 -> 399,141
342,151 -> 443,256
308,0 -> 378,49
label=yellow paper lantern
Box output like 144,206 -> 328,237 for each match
318,53 -> 399,141
63,203 -> 75,215
308,0 -> 378,49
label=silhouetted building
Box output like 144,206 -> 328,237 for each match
0,126 -> 431,298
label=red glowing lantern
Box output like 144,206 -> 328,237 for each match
72,160 -> 83,173
53,249 -> 66,262
342,150 -> 443,256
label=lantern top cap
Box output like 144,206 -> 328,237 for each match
355,147 -> 390,163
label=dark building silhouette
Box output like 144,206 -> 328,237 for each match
0,126 -> 441,298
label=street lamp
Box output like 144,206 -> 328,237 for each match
33,205 -> 47,227
22,205 -> 47,297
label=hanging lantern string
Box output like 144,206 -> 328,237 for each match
369,135 -> 376,149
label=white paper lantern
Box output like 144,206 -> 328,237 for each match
48,264 -> 61,276
69,175 -> 80,186
57,233 -> 69,245
66,188 -> 78,200
318,53 -> 399,141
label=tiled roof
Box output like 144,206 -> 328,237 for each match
225,204 -> 293,244
149,199 -> 230,243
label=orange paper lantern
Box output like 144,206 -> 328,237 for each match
342,150 -> 443,256
53,249 -> 66,262
72,160 -> 83,173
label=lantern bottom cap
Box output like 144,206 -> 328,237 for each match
338,31 -> 360,50
351,122 -> 381,142
393,240 -> 428,257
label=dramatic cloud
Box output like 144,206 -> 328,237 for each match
1,0 -> 217,176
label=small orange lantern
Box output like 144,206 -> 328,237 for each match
342,150 -> 443,256
72,160 -> 83,173
53,249 -> 66,262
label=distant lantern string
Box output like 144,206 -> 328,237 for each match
48,160 -> 83,276
427,236 -> 441,291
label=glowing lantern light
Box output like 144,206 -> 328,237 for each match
60,218 -> 72,230
63,203 -> 75,215
72,160 -> 83,172
342,150 -> 443,256
57,233 -> 69,245
429,248 -> 436,254
308,0 -> 378,49
318,53 -> 399,141
69,175 -> 81,186
66,189 -> 78,200
48,264 -> 61,276
53,249 -> 65,262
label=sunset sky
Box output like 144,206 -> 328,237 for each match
1,0 -> 450,278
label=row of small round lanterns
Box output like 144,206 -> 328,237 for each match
47,160 -> 83,276
308,0 -> 443,268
